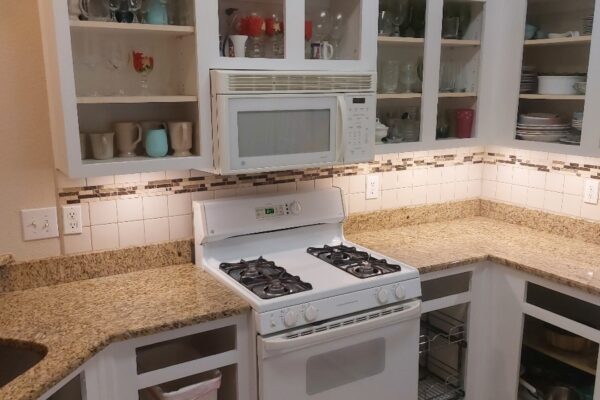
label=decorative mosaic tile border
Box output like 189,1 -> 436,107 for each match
484,148 -> 600,179
57,149 -> 485,204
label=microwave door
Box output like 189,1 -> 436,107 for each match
223,95 -> 340,173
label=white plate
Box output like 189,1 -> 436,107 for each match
517,133 -> 565,142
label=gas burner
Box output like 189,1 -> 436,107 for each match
220,257 -> 312,299
307,245 -> 402,279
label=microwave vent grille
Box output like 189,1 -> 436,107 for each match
228,74 -> 373,92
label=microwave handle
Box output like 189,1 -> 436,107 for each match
261,300 -> 421,354
336,95 -> 348,162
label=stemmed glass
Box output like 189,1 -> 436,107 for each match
132,49 -> 154,94
108,0 -> 120,22
330,12 -> 345,59
129,0 -> 143,23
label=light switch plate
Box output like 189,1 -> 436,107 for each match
21,207 -> 59,241
62,204 -> 83,235
366,174 -> 380,200
583,179 -> 600,204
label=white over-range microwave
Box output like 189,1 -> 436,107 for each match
210,70 -> 377,175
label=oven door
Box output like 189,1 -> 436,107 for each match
257,300 -> 421,400
216,94 -> 343,174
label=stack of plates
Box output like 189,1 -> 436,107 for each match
520,66 -> 538,94
572,112 -> 583,131
584,15 -> 594,35
517,113 -> 571,142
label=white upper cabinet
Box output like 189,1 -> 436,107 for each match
38,0 -> 378,178
374,0 -> 491,154
491,0 -> 600,157
199,0 -> 378,72
38,0 -> 216,178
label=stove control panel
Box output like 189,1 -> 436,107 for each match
255,201 -> 302,220
255,278 -> 422,335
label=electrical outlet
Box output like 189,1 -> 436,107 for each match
583,179 -> 600,204
62,204 -> 83,235
366,174 -> 380,200
21,207 -> 59,241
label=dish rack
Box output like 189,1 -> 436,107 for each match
419,309 -> 467,400
420,311 -> 467,354
419,357 -> 465,400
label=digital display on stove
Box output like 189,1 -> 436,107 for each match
255,204 -> 289,219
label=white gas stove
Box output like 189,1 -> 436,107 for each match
194,188 -> 422,400
194,188 -> 421,335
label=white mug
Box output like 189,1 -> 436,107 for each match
168,122 -> 193,157
115,122 -> 143,158
320,41 -> 334,60
89,132 -> 115,160
230,35 -> 248,58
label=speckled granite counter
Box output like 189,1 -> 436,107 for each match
346,216 -> 600,296
0,264 -> 249,400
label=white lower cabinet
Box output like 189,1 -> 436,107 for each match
39,266 -> 600,400
40,313 -> 255,400
422,262 -> 600,400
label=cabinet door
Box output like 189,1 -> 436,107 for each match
517,282 -> 600,400
204,0 -> 378,71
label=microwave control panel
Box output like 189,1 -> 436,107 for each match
344,95 -> 376,164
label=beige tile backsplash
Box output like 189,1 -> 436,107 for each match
57,145 -> 600,255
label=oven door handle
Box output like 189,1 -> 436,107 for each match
261,300 -> 421,354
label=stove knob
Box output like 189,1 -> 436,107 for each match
377,289 -> 390,304
395,286 -> 406,300
304,305 -> 318,322
283,310 -> 299,327
289,201 -> 302,215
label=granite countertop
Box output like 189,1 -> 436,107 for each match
346,216 -> 600,296
0,264 -> 250,400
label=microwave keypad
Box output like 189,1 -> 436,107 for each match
346,101 -> 373,161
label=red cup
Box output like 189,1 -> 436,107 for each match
305,20 -> 313,41
455,109 -> 475,138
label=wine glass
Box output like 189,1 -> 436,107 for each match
132,49 -> 154,94
313,9 -> 333,42
330,12 -> 345,59
108,0 -> 120,22
129,0 -> 143,23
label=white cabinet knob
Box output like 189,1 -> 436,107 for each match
304,305 -> 318,322
377,289 -> 390,304
289,201 -> 302,215
395,286 -> 406,300
283,310 -> 299,327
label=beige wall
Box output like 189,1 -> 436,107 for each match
0,0 -> 61,260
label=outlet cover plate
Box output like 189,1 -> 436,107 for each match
62,204 -> 83,235
366,174 -> 380,200
21,207 -> 59,241
584,179 -> 600,204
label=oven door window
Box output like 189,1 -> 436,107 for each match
227,96 -> 339,171
306,338 -> 386,395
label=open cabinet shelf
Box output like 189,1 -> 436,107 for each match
522,335 -> 597,376
378,93 -> 423,100
70,20 -> 195,36
76,96 -> 199,104
524,36 -> 592,47
441,39 -> 481,47
378,36 -> 426,45
519,94 -> 586,100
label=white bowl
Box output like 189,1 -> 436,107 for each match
538,75 -> 585,95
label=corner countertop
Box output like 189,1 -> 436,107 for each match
346,216 -> 600,296
0,264 -> 250,400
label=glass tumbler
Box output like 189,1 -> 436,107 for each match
398,63 -> 420,93
381,60 -> 401,93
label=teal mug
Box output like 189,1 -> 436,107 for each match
145,129 -> 169,158
145,0 -> 168,25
